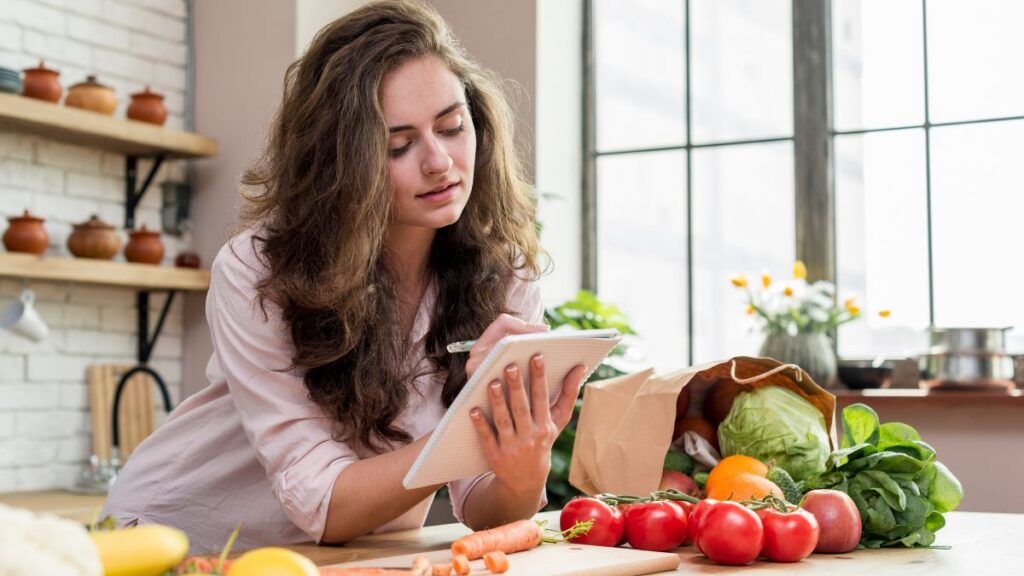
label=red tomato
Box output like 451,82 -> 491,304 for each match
697,501 -> 764,566
623,501 -> 689,552
559,497 -> 625,547
665,500 -> 695,544
688,498 -> 718,552
756,507 -> 820,562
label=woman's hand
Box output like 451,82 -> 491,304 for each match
469,354 -> 587,499
465,313 -> 549,379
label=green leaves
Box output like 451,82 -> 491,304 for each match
805,403 -> 964,548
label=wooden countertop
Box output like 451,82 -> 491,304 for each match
834,387 -> 1023,406
0,490 -> 105,525
292,510 -> 1021,574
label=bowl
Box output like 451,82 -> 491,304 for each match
838,359 -> 894,389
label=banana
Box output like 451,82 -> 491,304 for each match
90,524 -> 189,576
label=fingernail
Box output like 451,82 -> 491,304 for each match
471,408 -> 482,419
490,382 -> 501,395
532,354 -> 543,367
505,364 -> 517,376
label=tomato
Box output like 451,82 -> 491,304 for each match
623,501 -> 689,552
756,506 -> 819,562
559,497 -> 625,547
664,500 -> 695,544
687,498 -> 718,552
697,501 -> 764,566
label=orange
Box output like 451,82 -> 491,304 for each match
706,454 -> 769,493
706,472 -> 784,502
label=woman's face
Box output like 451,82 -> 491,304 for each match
382,55 -> 476,231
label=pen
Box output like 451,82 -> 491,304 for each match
446,339 -> 476,354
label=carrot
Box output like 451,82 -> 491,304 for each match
431,563 -> 452,576
450,519 -> 541,560
483,551 -> 509,574
319,570 -> 416,575
451,554 -> 471,576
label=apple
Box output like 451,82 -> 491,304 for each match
659,469 -> 700,496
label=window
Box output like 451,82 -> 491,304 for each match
588,0 -> 1024,366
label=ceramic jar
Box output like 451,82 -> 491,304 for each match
124,225 -> 164,265
65,75 -> 117,115
126,86 -> 167,126
3,210 -> 49,255
67,215 -> 121,260
21,61 -> 62,102
173,252 -> 200,269
759,332 -> 839,389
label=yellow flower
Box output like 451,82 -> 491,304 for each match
793,260 -> 808,279
730,274 -> 749,288
747,304 -> 756,315
784,286 -> 794,297
843,297 -> 857,310
848,306 -> 861,316
762,274 -> 772,288
878,310 -> 891,318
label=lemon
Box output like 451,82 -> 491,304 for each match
225,547 -> 319,576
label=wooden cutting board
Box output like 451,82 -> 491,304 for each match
87,364 -> 155,460
324,543 -> 680,576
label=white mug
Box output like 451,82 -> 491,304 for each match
0,288 -> 49,342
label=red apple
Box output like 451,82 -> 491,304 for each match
799,489 -> 862,553
659,469 -> 700,496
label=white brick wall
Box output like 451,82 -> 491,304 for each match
0,1 -> 189,492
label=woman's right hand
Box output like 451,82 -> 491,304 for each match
465,314 -> 549,379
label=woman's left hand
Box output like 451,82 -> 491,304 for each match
469,354 -> 587,498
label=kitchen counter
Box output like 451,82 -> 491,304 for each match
0,490 -> 106,525
291,510 -> 1020,574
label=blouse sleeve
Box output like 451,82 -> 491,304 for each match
206,237 -> 358,542
447,275 -> 548,523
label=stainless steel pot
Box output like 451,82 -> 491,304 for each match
918,351 -> 1016,388
928,327 -> 1009,354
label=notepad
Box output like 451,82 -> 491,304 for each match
403,328 -> 622,489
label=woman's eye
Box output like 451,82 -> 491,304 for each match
389,142 -> 411,158
440,122 -> 465,136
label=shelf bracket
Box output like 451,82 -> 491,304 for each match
124,155 -> 166,229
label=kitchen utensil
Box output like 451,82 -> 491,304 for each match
173,251 -> 201,268
928,326 -> 1009,354
3,209 -> 49,254
67,214 -> 121,259
127,85 -> 167,125
838,359 -> 894,389
87,364 -> 155,461
328,544 -> 680,576
919,351 -> 1016,389
124,224 -> 164,264
0,288 -> 49,342
21,60 -> 61,102
0,66 -> 22,95
65,74 -> 117,115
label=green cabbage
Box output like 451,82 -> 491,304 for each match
718,386 -> 830,481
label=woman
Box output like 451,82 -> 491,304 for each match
102,0 -> 586,553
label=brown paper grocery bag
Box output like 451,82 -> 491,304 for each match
569,356 -> 837,496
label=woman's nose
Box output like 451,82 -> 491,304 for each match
422,137 -> 453,175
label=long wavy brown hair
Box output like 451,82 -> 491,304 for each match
239,0 -> 543,452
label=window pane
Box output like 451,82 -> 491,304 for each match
928,0 -> 1024,123
691,0 -> 792,143
835,131 -> 930,359
597,151 -> 688,368
832,0 -> 924,131
931,120 -> 1024,334
691,142 -> 794,363
594,0 -> 685,151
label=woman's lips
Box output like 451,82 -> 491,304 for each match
417,181 -> 459,202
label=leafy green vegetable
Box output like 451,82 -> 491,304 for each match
718,386 -> 831,481
803,403 -> 964,548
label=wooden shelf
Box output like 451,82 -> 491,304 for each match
834,387 -> 1023,406
0,252 -> 209,291
0,92 -> 216,158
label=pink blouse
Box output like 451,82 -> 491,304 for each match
102,229 -> 545,553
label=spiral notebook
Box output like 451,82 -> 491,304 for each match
403,328 -> 622,489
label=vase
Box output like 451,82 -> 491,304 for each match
758,332 -> 839,389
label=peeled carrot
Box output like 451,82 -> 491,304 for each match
483,551 -> 509,574
451,555 -> 471,576
431,563 -> 452,576
450,519 -> 541,560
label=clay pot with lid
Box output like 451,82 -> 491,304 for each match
127,86 -> 167,126
3,210 -> 49,255
67,215 -> 121,260
22,60 -> 62,103
124,225 -> 164,265
65,75 -> 117,115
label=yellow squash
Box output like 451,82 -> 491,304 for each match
90,524 -> 189,576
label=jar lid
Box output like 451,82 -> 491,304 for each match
130,85 -> 164,100
23,60 -> 59,76
130,224 -> 160,237
7,209 -> 44,223
73,214 -> 114,230
69,74 -> 112,91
